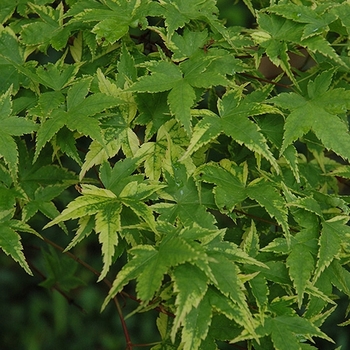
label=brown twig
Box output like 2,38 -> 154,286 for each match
238,72 -> 293,89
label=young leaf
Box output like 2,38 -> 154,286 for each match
44,184 -> 121,280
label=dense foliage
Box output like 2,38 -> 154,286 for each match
1,0 -> 350,349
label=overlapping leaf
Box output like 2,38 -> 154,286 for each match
44,173 -> 162,280
154,162 -> 216,229
67,0 -> 151,44
102,228 -> 206,308
35,77 -> 123,161
196,159 -> 289,239
270,69 -> 350,161
183,89 -> 280,170
154,0 -> 220,38
129,53 -> 229,133
21,3 -> 70,50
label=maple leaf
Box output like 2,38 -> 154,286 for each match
44,184 -> 121,281
267,3 -> 337,39
44,161 -> 162,280
34,61 -> 82,91
154,162 -> 216,229
0,87 -> 38,178
67,0 -> 151,44
180,292 -> 212,350
196,160 -> 289,239
40,246 -> 84,292
270,69 -> 350,161
182,89 -> 280,171
156,0 -> 219,38
0,28 -> 29,93
267,315 -> 333,349
20,3 -> 70,50
129,55 -> 228,134
171,263 -> 208,341
255,12 -> 346,78
35,77 -> 123,161
102,228 -> 206,308
286,229 -> 318,307
78,69 -> 141,179
313,219 -> 350,283
0,219 -> 39,276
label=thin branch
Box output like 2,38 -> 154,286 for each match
233,208 -> 298,232
28,260 -> 87,314
238,72 -> 293,89
41,237 -> 133,348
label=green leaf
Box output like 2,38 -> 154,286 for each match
269,315 -> 333,349
44,185 -> 117,228
268,3 -> 336,39
44,184 -> 123,280
40,246 -> 84,292
96,201 -> 122,281
69,0 -> 150,44
219,90 -> 279,171
130,61 -> 182,93
207,252 -> 248,307
271,70 -> 350,160
21,8 -> 69,50
207,240 -> 267,268
35,78 -> 122,160
0,221 -> 32,275
134,92 -> 171,140
170,28 -> 208,61
181,110 -> 222,160
100,158 -> 140,195
287,240 -> 315,307
313,219 -> 348,282
171,263 -> 208,341
196,160 -> 246,211
64,216 -> 95,252
207,286 -> 258,340
0,88 -> 38,178
168,80 -> 196,134
181,292 -> 212,350
156,162 -> 216,229
249,273 -> 269,313
0,28 -> 25,65
247,178 -> 289,241
103,230 -> 204,308
137,140 -> 167,181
